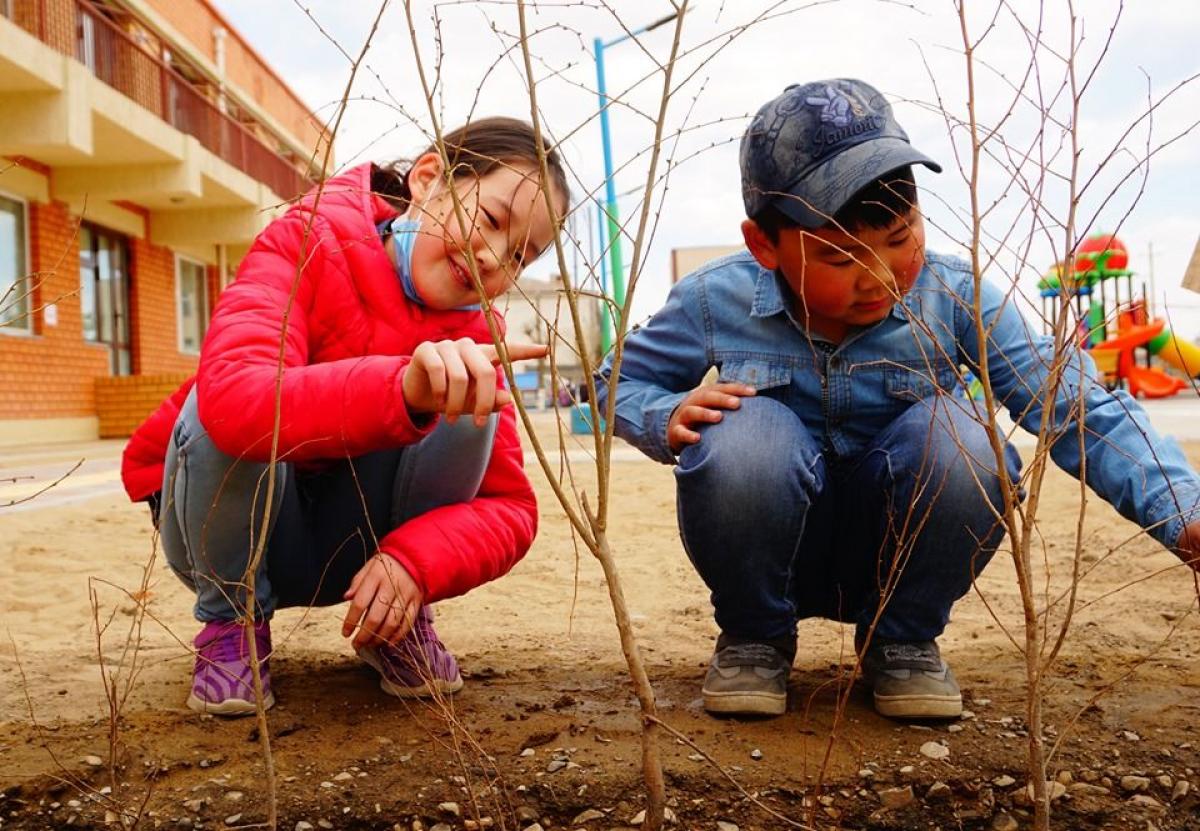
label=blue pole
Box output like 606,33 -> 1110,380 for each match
595,198 -> 609,342
594,35 -> 622,357
591,11 -> 684,356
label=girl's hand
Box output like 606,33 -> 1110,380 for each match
402,339 -> 550,426
667,383 -> 757,454
342,555 -> 422,648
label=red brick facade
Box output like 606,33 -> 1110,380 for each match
0,199 -> 106,420
0,198 -> 204,429
95,372 -> 191,438
129,236 -> 211,376
0,0 -> 317,442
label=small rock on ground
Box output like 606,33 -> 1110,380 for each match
920,741 -> 950,760
926,781 -> 953,802
572,809 -> 605,824
1120,775 -> 1151,794
878,786 -> 915,810
991,812 -> 1019,831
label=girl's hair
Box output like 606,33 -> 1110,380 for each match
752,165 -> 917,242
372,116 -> 570,213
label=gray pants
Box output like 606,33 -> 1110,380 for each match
159,388 -> 497,622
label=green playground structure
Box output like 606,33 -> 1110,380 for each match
1037,233 -> 1200,398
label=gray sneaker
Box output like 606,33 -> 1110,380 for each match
860,638 -> 962,719
702,638 -> 792,716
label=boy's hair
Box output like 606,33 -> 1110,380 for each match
752,166 -> 918,243
372,116 -> 570,213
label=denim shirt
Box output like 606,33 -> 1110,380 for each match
596,249 -> 1200,549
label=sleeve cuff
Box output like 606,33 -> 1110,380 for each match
1146,483 -> 1200,550
392,364 -> 440,441
647,391 -> 688,465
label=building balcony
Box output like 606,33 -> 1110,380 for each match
0,0 -> 323,248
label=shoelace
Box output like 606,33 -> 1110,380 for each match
719,642 -> 783,668
880,642 -> 939,666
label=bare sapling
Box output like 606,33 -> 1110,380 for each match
399,1 -> 869,825
936,2 -> 1200,827
224,3 -> 391,828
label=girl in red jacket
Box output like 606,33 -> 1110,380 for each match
123,117 -> 568,715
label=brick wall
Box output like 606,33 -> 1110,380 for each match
0,200 -> 107,420
0,199 -> 201,427
95,372 -> 190,437
130,237 -> 201,375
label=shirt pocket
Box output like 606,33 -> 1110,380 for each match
718,359 -> 793,391
883,361 -> 960,402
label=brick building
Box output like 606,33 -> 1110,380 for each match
0,0 -> 328,444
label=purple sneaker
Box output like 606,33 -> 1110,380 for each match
186,621 -> 275,716
357,606 -> 464,699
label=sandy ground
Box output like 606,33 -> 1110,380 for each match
1,410 -> 1199,830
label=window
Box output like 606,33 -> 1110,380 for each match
79,224 -> 132,375
0,194 -> 29,331
176,256 -> 209,354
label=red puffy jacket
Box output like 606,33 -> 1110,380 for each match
121,163 -> 537,603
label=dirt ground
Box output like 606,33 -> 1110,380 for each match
2,415 -> 1199,830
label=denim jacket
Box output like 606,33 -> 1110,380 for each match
596,250 -> 1200,548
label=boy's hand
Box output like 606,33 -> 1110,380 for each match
342,555 -> 422,649
403,339 -> 549,427
667,383 -> 756,454
1174,519 -> 1200,573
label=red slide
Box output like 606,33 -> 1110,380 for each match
1125,364 -> 1186,399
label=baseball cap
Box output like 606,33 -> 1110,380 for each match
740,78 -> 941,228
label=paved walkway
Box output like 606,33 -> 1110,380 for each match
2,395 -> 1199,513
0,439 -> 126,514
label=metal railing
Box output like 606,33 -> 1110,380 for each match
4,0 -> 315,201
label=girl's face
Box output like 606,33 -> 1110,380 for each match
403,153 -> 563,310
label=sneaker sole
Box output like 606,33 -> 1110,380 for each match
702,689 -> 787,717
186,691 -> 275,717
357,647 -> 464,700
874,692 -> 962,719
379,674 -> 464,699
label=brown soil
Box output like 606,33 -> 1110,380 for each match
2,423 -> 1199,830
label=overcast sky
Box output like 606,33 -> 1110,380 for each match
214,1 -> 1200,336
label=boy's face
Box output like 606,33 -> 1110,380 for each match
742,209 -> 926,343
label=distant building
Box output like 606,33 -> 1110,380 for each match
671,244 -> 743,284
494,274 -> 601,401
1184,235 -> 1200,294
0,0 -> 328,444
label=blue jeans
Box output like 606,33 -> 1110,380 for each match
159,388 -> 497,622
675,395 -> 1021,644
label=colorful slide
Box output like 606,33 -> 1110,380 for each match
1092,319 -> 1187,399
1126,364 -> 1187,398
1149,331 -> 1200,378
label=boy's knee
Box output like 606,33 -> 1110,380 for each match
899,398 -> 1020,504
677,396 -> 820,491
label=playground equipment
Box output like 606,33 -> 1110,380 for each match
1037,233 -> 1199,398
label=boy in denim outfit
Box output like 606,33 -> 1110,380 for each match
596,78 -> 1200,719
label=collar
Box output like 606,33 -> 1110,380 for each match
750,266 -> 791,318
